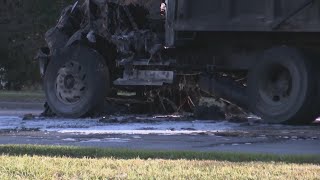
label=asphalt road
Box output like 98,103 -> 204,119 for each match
0,109 -> 319,155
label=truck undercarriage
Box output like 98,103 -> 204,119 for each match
38,0 -> 320,124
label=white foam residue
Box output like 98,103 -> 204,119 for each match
132,135 -> 141,139
104,138 -> 130,142
62,138 -> 76,141
81,138 -> 130,143
0,115 -> 239,135
57,129 -> 213,135
47,121 -> 236,135
0,116 -> 22,130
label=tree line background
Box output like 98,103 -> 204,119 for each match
0,0 -> 74,90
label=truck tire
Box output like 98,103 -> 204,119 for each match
248,47 -> 317,124
44,45 -> 110,118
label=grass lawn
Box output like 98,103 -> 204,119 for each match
0,90 -> 44,102
0,145 -> 319,179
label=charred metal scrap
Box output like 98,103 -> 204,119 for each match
38,0 -> 163,77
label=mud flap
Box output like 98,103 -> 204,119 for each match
35,47 -> 50,77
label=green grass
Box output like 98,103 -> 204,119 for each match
0,145 -> 319,164
0,90 -> 44,102
0,145 -> 319,179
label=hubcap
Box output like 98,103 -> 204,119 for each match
259,65 -> 292,106
64,74 -> 76,89
55,61 -> 87,104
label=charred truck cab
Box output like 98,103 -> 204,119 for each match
38,0 -> 320,124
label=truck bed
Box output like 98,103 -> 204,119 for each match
170,0 -> 320,32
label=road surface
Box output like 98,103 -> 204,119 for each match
0,109 -> 319,155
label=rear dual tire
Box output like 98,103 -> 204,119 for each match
248,47 -> 318,124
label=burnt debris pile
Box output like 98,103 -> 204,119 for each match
44,0 -> 164,65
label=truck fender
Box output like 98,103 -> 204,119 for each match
65,30 -> 85,47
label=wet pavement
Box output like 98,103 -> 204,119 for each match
0,111 -> 319,155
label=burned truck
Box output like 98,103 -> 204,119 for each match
38,0 -> 320,124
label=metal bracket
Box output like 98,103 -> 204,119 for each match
114,70 -> 174,86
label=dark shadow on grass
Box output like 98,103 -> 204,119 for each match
0,145 -> 320,164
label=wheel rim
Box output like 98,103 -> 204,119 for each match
258,64 -> 293,108
55,61 -> 87,104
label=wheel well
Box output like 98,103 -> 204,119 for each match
88,35 -> 119,80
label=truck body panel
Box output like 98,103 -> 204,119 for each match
170,0 -> 319,32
